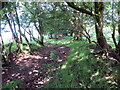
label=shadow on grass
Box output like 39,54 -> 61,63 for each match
44,41 -> 120,88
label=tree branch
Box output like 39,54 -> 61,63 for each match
66,2 -> 94,16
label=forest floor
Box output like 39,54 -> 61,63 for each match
2,43 -> 70,88
2,39 -> 120,88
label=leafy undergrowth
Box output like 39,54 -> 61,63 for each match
1,81 -> 22,90
44,39 -> 120,88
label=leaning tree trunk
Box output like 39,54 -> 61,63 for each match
0,2 -> 2,86
111,2 -> 117,49
117,1 -> 120,55
0,1 -> 4,52
5,14 -> 21,52
15,6 -> 31,52
15,7 -> 22,45
94,2 -> 108,49
38,19 -> 44,45
34,20 -> 44,46
0,2 -> 4,52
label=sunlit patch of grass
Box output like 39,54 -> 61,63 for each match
29,42 -> 43,52
45,39 -> 71,46
4,42 -> 17,52
108,43 -> 115,48
44,39 -> 120,88
4,41 -> 43,54
64,36 -> 73,40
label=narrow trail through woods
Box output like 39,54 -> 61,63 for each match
2,44 -> 70,88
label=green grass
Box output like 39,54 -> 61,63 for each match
44,39 -> 120,88
29,41 -> 43,52
1,80 -> 22,90
3,36 -> 120,88
4,41 -> 43,53
4,42 -> 17,52
50,50 -> 59,60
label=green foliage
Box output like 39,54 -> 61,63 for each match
0,10 -> 4,15
64,36 -> 73,41
4,42 -> 17,52
50,50 -> 58,60
46,38 -> 71,45
1,80 -> 21,90
1,2 -> 120,88
44,39 -> 119,88
29,41 -> 42,51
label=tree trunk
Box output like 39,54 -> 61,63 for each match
111,2 -> 117,48
74,10 -> 81,40
0,2 -> 3,79
73,10 -> 83,41
70,30 -> 73,36
117,1 -> 120,55
67,2 -> 108,48
34,20 -> 44,46
94,2 -> 108,49
15,6 -> 31,52
0,31 -> 4,52
5,14 -> 21,52
49,32 -> 53,39
0,2 -> 4,52
7,40 -> 14,63
39,33 -> 44,45
0,18 -> 4,52
14,6 -> 24,51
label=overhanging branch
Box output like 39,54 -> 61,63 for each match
66,2 -> 94,16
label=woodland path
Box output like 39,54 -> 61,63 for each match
2,43 -> 70,88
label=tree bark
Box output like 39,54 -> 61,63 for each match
73,10 -> 83,40
34,21 -> 44,46
5,14 -> 21,51
0,1 -> 4,52
117,1 -> 120,55
67,2 -> 108,48
111,2 -> 117,48
67,2 -> 94,16
94,2 -> 108,49
70,10 -> 83,41
15,6 -> 31,52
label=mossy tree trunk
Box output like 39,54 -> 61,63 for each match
94,2 -> 108,49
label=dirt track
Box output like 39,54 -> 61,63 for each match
2,44 -> 70,88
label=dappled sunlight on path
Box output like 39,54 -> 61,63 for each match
2,44 -> 70,88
